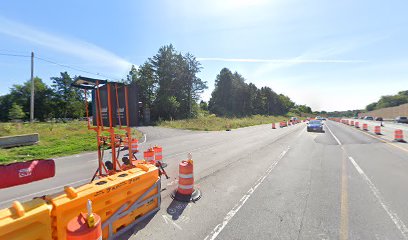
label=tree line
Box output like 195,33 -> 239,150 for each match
0,44 -> 312,122
0,72 -> 85,121
208,68 -> 311,117
366,90 -> 408,111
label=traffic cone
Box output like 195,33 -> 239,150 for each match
272,123 -> 276,129
171,153 -> 201,202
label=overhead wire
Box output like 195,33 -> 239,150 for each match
0,50 -> 122,81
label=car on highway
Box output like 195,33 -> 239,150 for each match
307,120 -> 324,132
395,116 -> 408,124
375,117 -> 383,121
364,116 -> 374,120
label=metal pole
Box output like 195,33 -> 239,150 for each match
30,51 -> 34,122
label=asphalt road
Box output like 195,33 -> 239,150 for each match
2,120 -> 408,240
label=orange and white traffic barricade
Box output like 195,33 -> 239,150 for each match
374,126 -> 381,135
394,129 -> 404,142
355,122 -> 360,128
171,154 -> 201,202
280,122 -> 286,128
153,145 -> 167,168
272,123 -> 276,129
124,138 -> 139,153
143,147 -> 155,164
363,123 -> 368,131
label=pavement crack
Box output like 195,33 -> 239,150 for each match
296,163 -> 313,240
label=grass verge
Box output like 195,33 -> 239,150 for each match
158,114 -> 302,131
0,121 -> 141,164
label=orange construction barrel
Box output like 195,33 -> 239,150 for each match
394,129 -> 404,142
374,126 -> 381,135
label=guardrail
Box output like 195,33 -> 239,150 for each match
0,133 -> 39,148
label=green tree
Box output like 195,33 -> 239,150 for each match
51,72 -> 85,118
7,77 -> 54,121
366,102 -> 377,111
208,68 -> 234,116
148,44 -> 207,120
8,103 -> 26,120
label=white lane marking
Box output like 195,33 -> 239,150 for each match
162,215 -> 182,230
348,156 -> 408,239
325,123 -> 342,145
0,178 -> 90,206
138,134 -> 147,145
204,146 -> 290,240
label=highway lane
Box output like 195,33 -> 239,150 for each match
2,119 -> 408,240
0,123 -> 303,209
131,120 -> 408,240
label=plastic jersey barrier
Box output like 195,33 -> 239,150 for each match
47,164 -> 160,240
0,198 -> 53,240
0,159 -> 55,189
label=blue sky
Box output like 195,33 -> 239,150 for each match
0,0 -> 407,111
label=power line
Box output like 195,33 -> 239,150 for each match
34,55 -> 122,81
0,52 -> 30,58
0,51 -> 123,81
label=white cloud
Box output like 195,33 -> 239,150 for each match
0,16 -> 132,76
197,57 -> 365,63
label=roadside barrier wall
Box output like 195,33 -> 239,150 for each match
47,164 -> 160,240
0,164 -> 160,240
0,198 -> 53,240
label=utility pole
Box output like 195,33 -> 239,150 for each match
30,51 -> 34,122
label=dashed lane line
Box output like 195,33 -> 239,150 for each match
203,146 -> 290,240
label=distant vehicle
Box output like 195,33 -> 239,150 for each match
364,116 -> 374,120
315,116 -> 323,120
290,117 -> 298,122
360,116 -> 364,119
322,118 -> 326,121
307,120 -> 324,132
395,116 -> 408,124
353,117 -> 358,119
375,117 -> 383,121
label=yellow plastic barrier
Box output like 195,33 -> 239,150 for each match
0,198 -> 52,240
47,164 -> 160,240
